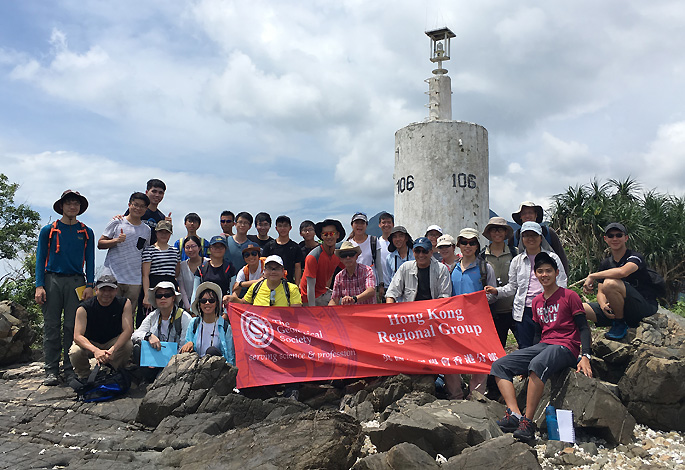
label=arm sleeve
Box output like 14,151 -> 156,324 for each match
573,313 -> 592,356
35,225 -> 49,287
385,263 -> 404,300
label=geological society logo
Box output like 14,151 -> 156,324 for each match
241,312 -> 274,349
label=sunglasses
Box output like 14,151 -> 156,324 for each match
338,252 -> 357,259
605,232 -> 625,239
243,250 -> 260,258
221,219 -> 234,224
459,240 -> 478,247
155,292 -> 175,299
413,247 -> 430,254
199,298 -> 217,304
321,231 -> 337,237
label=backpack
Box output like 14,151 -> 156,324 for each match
251,278 -> 292,306
71,364 -> 131,403
156,307 -> 185,341
646,268 -> 667,298
45,220 -> 89,268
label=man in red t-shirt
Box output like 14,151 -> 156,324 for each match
300,219 -> 345,306
490,252 -> 593,442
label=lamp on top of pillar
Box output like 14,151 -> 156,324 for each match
426,27 -> 456,74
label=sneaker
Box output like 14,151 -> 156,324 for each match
43,373 -> 59,386
496,408 -> 520,432
513,416 -> 537,442
605,320 -> 629,340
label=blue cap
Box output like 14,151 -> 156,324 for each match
412,237 -> 432,251
209,235 -> 228,247
520,221 -> 542,235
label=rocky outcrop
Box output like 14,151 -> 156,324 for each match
159,409 -> 363,470
442,435 -> 541,470
367,397 -> 504,458
352,442 -> 440,469
0,301 -> 36,366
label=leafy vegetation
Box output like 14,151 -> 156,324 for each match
550,178 -> 685,306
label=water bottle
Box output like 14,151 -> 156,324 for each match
546,405 -> 560,440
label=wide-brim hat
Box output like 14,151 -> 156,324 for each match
148,281 -> 181,309
314,219 -> 346,243
191,281 -> 223,317
335,240 -> 361,257
483,216 -> 514,241
512,201 -> 543,225
53,190 -> 88,215
388,225 -> 413,252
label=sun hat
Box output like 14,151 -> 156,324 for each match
512,201 -> 544,225
314,219 -> 346,243
388,226 -> 413,252
148,281 -> 181,309
53,190 -> 89,215
335,240 -> 361,257
191,281 -> 223,317
483,217 -> 514,240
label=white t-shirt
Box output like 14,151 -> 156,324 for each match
158,318 -> 171,342
197,319 -> 218,357
356,236 -> 373,266
102,218 -> 151,285
235,263 -> 264,284
379,237 -> 391,285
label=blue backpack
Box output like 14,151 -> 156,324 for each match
71,364 -> 131,403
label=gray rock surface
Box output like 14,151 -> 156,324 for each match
352,442 -> 440,469
442,435 -> 541,469
0,301 -> 36,366
368,398 -> 504,458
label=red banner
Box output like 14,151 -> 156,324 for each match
228,292 -> 506,388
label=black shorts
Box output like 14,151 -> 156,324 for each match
589,281 -> 658,328
490,342 -> 576,384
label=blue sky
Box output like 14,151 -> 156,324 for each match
1,1 -> 684,267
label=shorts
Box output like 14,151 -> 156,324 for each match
490,342 -> 576,383
589,281 -> 658,328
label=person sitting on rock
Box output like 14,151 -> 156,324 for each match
582,222 -> 660,341
69,272 -> 134,380
232,255 -> 302,307
180,282 -> 235,365
329,241 -> 376,306
491,252 -> 592,442
132,281 -> 193,380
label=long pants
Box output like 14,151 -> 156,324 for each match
444,373 -> 488,400
42,272 -> 84,374
69,335 -> 133,379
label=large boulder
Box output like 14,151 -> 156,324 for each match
442,435 -> 541,470
367,398 -> 504,458
352,442 -> 440,470
159,409 -> 363,470
618,345 -> 685,431
0,301 -> 36,366
136,353 -> 237,427
524,369 -> 635,444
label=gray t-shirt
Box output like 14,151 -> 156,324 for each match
102,218 -> 151,285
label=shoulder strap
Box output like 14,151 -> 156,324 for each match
370,236 -> 377,264
253,278 -> 266,299
282,280 -> 291,306
542,225 -> 552,245
478,255 -> 487,289
509,245 -> 518,257
192,316 -> 201,334
173,308 -> 184,337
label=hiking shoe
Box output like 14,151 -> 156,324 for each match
513,416 -> 537,442
605,320 -> 629,340
496,408 -> 520,433
43,373 -> 59,386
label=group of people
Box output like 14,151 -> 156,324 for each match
35,179 -> 661,440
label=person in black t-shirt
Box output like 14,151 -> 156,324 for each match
247,212 -> 274,248
583,222 -> 659,340
262,215 -> 304,285
69,273 -> 133,380
193,236 -> 237,316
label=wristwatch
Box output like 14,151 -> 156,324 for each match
580,353 -> 591,360
144,332 -> 152,341
352,296 -> 358,303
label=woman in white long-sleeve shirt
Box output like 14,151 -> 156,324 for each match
485,221 -> 567,349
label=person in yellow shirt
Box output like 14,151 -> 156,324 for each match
234,255 -> 302,307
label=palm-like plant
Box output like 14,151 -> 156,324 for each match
549,178 -> 684,305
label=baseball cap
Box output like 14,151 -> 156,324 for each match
209,235 -> 228,247
413,237 -> 433,251
604,222 -> 627,235
520,221 -> 543,235
436,234 -> 456,247
264,255 -> 284,267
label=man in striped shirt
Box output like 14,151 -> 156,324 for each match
329,241 -> 376,305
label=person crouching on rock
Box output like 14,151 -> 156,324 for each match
180,282 -> 235,365
131,281 -> 193,380
490,252 -> 593,442
69,272 -> 134,380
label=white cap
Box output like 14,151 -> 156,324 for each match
264,255 -> 284,267
425,225 -> 443,235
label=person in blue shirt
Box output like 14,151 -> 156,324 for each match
445,228 -> 496,400
35,190 -> 95,386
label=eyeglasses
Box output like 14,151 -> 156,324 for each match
155,292 -> 175,299
414,248 -> 430,254
130,203 -> 147,210
243,251 -> 260,258
269,290 -> 276,306
338,252 -> 357,259
265,266 -> 283,272
184,244 -> 198,250
321,231 -> 337,237
220,219 -> 233,224
606,232 -> 625,239
199,298 -> 216,304
459,240 -> 478,247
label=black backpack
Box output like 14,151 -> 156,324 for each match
646,268 -> 667,298
251,278 -> 292,306
71,364 -> 131,403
